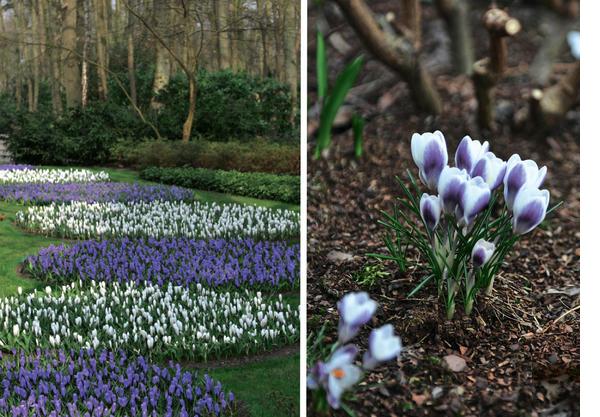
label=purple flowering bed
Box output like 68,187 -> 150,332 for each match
0,164 -> 34,171
0,349 -> 236,417
25,237 -> 299,289
0,182 -> 194,203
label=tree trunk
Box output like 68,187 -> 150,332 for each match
127,5 -> 137,108
333,0 -> 442,114
400,0 -> 421,49
82,0 -> 91,106
48,0 -> 63,114
150,0 -> 171,110
62,0 -> 82,108
182,78 -> 197,143
283,0 -> 298,115
216,0 -> 230,69
93,0 -> 109,100
435,0 -> 474,75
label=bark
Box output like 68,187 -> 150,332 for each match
283,0 -> 298,115
530,61 -> 579,126
93,0 -> 109,100
333,0 -> 442,114
400,0 -> 421,48
0,4 -> 5,93
126,4 -> 137,107
149,0 -> 171,110
435,0 -> 474,75
49,0 -> 64,114
82,0 -> 91,106
62,0 -> 82,108
472,59 -> 495,130
182,77 -> 197,143
215,0 -> 230,69
31,0 -> 40,112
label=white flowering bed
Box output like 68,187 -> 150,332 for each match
0,281 -> 299,360
0,168 -> 110,184
16,200 -> 300,240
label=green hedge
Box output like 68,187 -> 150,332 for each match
140,167 -> 300,204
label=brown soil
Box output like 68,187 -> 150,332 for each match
307,2 -> 579,416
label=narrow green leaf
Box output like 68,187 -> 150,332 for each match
407,274 -> 434,298
316,31 -> 328,100
352,114 -> 365,158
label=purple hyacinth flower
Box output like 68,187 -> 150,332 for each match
437,166 -> 469,214
411,131 -> 448,190
419,193 -> 442,232
337,292 -> 377,344
503,154 -> 547,211
512,187 -> 550,235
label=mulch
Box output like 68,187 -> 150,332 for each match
307,1 -> 579,416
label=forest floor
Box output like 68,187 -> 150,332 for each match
307,1 -> 579,416
0,167 -> 300,417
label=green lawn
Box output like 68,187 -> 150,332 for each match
0,166 -> 300,417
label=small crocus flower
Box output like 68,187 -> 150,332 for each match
455,135 -> 489,175
437,166 -> 469,213
362,324 -> 402,370
471,239 -> 495,268
456,177 -> 491,226
512,187 -> 550,235
411,131 -> 448,190
323,345 -> 362,409
337,292 -> 377,343
471,152 -> 507,191
503,154 -> 547,211
419,194 -> 442,232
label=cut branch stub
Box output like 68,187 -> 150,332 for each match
483,8 -> 521,74
530,61 -> 580,127
472,58 -> 496,129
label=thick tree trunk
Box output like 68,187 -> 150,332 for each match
62,0 -> 82,108
215,0 -> 230,69
94,0 -> 109,100
82,0 -> 91,106
435,0 -> 474,75
333,0 -> 442,114
283,0 -> 298,115
150,0 -> 171,110
182,78 -> 197,143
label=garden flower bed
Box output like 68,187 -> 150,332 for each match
0,281 -> 299,361
0,182 -> 194,203
0,164 -> 34,171
16,200 -> 300,240
0,168 -> 109,184
0,349 -> 236,416
25,237 -> 299,289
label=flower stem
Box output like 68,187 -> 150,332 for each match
485,275 -> 495,296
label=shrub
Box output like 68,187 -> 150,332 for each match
141,166 -> 300,204
111,139 -> 300,175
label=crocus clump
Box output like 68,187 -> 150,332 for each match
16,200 -> 300,240
0,182 -> 194,203
379,131 -> 553,318
26,237 -> 299,289
0,168 -> 110,184
308,292 -> 402,411
0,349 -> 235,416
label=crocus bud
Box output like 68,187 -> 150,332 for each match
455,135 -> 489,174
512,187 -> 550,235
456,177 -> 491,227
504,154 -> 547,211
362,324 -> 402,370
323,345 -> 362,409
419,193 -> 442,232
337,292 -> 377,344
411,131 -> 448,190
437,166 -> 469,213
471,152 -> 507,191
471,239 -> 495,268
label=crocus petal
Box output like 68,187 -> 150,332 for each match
362,324 -> 402,370
504,154 -> 547,210
419,194 -> 442,232
337,293 -> 377,343
437,166 -> 469,213
456,177 -> 491,226
326,364 -> 362,409
411,131 -> 448,190
512,187 -> 550,235
455,136 -> 489,174
471,152 -> 507,190
471,239 -> 495,268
